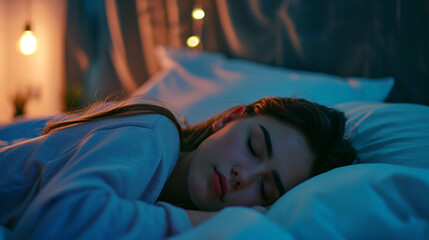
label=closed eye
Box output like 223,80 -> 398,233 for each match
247,136 -> 257,157
260,178 -> 267,203
248,136 -> 267,202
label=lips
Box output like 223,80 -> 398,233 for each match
213,168 -> 229,200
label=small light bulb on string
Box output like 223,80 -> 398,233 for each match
186,35 -> 200,48
18,24 -> 37,55
18,0 -> 38,55
192,8 -> 205,20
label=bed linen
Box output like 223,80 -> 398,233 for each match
132,47 -> 428,239
2,47 -> 428,239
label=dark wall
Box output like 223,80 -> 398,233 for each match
203,0 -> 429,105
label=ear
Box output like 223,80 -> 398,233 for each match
212,106 -> 246,132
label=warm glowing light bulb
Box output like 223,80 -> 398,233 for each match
19,29 -> 37,55
192,8 -> 205,20
186,35 -> 200,48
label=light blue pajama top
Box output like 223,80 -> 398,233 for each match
0,114 -> 191,239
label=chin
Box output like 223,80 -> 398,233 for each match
189,189 -> 221,211
189,193 -> 215,211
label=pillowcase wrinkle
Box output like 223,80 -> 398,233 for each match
133,46 -> 394,125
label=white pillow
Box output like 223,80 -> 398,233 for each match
264,102 -> 429,238
266,163 -> 429,239
133,47 -> 394,125
336,101 -> 429,169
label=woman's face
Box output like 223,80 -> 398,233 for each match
187,115 -> 314,211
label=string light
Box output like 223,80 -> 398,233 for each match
19,24 -> 37,55
186,35 -> 200,48
192,8 -> 205,20
188,4 -> 204,49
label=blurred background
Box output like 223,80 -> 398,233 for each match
0,0 -> 65,122
1,0 -> 428,123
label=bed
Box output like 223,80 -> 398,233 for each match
138,47 -> 429,239
2,46 -> 429,239
3,0 -> 429,238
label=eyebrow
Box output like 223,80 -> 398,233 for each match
259,124 -> 287,196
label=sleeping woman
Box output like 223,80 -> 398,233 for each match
0,97 -> 356,239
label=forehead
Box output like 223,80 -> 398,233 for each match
244,116 -> 314,189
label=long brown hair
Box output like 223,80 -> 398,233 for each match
42,102 -> 184,142
43,97 -> 356,177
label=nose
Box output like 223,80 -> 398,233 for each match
230,165 -> 265,190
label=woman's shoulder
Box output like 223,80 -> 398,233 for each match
97,113 -> 178,134
92,113 -> 180,150
37,113 -> 180,155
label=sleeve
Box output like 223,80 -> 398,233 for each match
12,125 -> 191,240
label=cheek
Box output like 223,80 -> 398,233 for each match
278,158 -> 313,190
186,152 -> 212,209
205,130 -> 245,162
